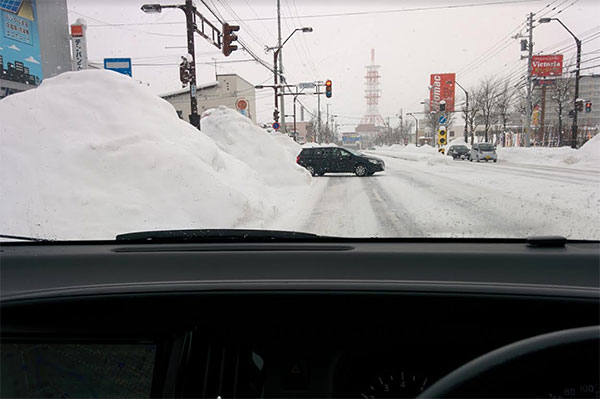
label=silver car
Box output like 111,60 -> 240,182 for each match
469,143 -> 497,163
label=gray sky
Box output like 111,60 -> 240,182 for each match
67,0 -> 600,129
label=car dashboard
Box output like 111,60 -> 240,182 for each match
1,239 -> 599,398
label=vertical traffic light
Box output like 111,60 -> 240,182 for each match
438,126 -> 447,146
439,100 -> 446,112
576,99 -> 584,112
325,79 -> 332,98
222,23 -> 240,57
585,101 -> 592,113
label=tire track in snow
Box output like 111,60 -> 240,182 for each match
301,176 -> 381,237
359,176 -> 426,237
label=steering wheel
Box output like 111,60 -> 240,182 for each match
417,325 -> 600,398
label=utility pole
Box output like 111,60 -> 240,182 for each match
276,0 -> 286,133
326,103 -> 330,141
184,0 -> 199,129
524,12 -> 534,147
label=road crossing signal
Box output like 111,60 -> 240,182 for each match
325,79 -> 332,98
222,23 -> 240,57
585,101 -> 592,113
438,126 -> 447,146
439,100 -> 446,112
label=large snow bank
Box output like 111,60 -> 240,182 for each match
497,135 -> 600,168
0,70 -> 312,240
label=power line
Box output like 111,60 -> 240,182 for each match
224,0 -> 546,21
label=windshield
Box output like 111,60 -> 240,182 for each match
1,0 -> 599,241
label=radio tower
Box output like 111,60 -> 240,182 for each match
359,49 -> 385,127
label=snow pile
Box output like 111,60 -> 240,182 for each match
497,134 -> 600,168
201,106 -> 310,187
369,143 -> 451,165
0,70 -> 312,240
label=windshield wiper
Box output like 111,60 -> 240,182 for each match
116,229 -> 320,243
0,234 -> 52,242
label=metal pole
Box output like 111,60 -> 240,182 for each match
276,0 -> 286,133
185,0 -> 199,129
316,82 -> 322,142
293,93 -> 297,141
524,12 -> 534,146
273,50 -> 279,125
572,39 -> 581,148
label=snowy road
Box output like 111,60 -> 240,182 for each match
298,153 -> 600,239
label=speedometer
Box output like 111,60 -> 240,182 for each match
360,371 -> 429,398
545,383 -> 599,398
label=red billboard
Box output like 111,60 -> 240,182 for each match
430,73 -> 456,112
531,55 -> 563,77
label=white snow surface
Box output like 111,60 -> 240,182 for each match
371,135 -> 599,169
0,70 -> 314,240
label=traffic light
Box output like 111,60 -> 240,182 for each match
325,79 -> 332,98
585,101 -> 592,113
222,23 -> 240,57
179,57 -> 190,86
576,99 -> 584,112
439,100 -> 446,112
273,108 -> 280,122
438,126 -> 447,146
520,39 -> 528,51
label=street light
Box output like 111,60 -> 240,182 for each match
142,0 -> 201,129
406,113 -> 419,146
271,27 -> 313,130
538,17 -> 581,148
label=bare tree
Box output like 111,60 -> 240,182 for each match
473,77 -> 497,142
463,86 -> 480,145
550,77 -> 572,146
494,80 -> 514,133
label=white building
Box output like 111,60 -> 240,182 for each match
161,74 -> 257,123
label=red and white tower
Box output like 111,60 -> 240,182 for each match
359,49 -> 385,127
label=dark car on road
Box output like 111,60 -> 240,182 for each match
296,146 -> 385,176
447,145 -> 470,160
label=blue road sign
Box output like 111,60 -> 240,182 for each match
104,58 -> 132,77
272,122 -> 280,130
439,115 -> 447,124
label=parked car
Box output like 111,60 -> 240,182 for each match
469,143 -> 498,162
296,147 -> 385,176
447,145 -> 470,160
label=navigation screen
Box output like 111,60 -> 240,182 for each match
1,342 -> 156,398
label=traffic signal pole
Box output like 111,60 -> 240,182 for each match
184,0 -> 199,129
570,30 -> 581,149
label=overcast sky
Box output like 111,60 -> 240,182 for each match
67,0 -> 600,129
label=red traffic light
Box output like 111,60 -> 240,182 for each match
585,101 -> 592,113
325,79 -> 332,98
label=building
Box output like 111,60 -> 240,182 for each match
161,74 -> 257,124
532,74 -> 600,145
1,0 -> 71,98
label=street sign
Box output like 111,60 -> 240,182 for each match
531,54 -> 563,77
104,58 -> 132,77
236,98 -> 248,110
439,116 -> 447,124
299,82 -> 316,89
272,122 -> 280,130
